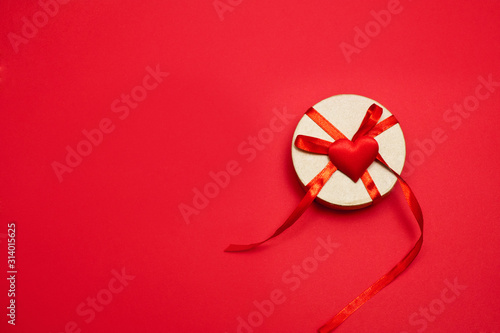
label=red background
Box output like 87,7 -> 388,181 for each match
1,1 -> 499,332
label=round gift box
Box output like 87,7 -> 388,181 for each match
291,94 -> 406,210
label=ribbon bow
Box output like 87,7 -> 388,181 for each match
226,104 -> 423,333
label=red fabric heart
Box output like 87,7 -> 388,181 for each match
328,136 -> 379,182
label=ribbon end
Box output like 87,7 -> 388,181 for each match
224,244 -> 239,252
224,243 -> 257,252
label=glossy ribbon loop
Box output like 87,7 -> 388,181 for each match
225,104 -> 423,333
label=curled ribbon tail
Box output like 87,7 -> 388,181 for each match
224,162 -> 337,252
318,155 -> 423,333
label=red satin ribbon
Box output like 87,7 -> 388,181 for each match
225,104 -> 423,333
